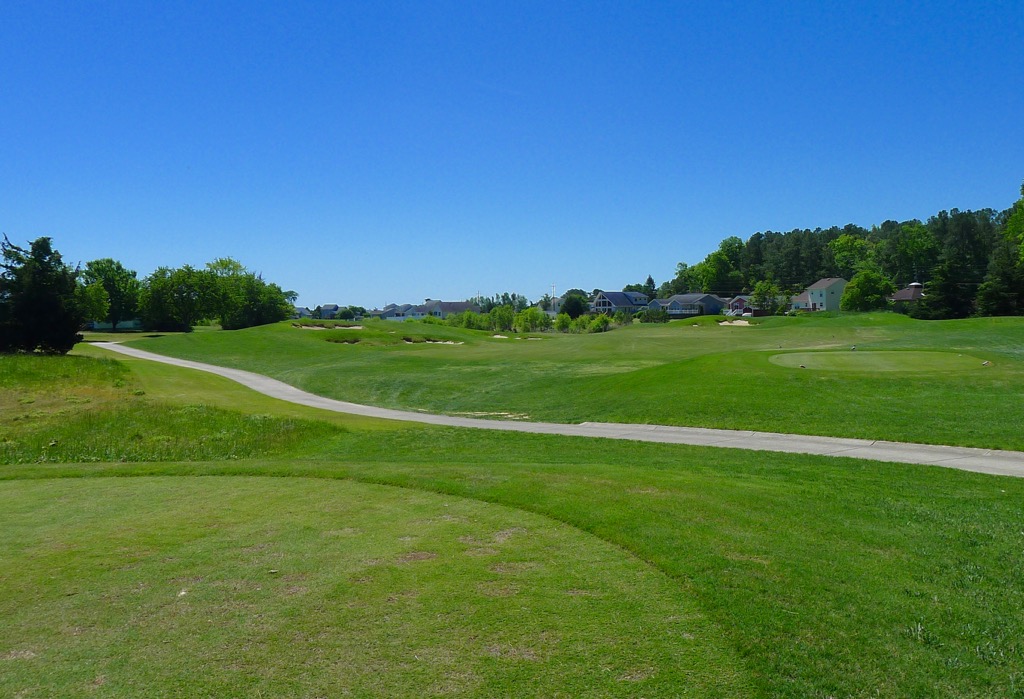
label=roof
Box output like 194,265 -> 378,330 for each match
667,293 -> 719,304
807,278 -> 847,290
437,301 -> 480,314
598,291 -> 648,306
791,291 -> 810,303
890,284 -> 925,302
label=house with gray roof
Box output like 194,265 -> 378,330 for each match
791,278 -> 847,312
649,293 -> 726,317
592,291 -> 649,315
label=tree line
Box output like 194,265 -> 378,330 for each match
634,183 -> 1024,317
1,236 -> 295,354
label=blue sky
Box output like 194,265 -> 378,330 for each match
2,1 -> 1022,308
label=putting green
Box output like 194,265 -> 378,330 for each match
769,350 -> 988,372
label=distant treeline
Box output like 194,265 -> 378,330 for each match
632,182 -> 1024,318
1,236 -> 295,354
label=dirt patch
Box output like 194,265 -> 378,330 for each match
4,649 -> 38,660
494,527 -> 527,543
486,645 -> 539,661
396,551 -> 437,563
477,581 -> 519,597
618,667 -> 655,682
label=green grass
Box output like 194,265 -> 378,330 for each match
3,328 -> 1024,697
115,314 -> 1024,449
0,476 -> 742,697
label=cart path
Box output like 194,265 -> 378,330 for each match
95,342 -> 1024,478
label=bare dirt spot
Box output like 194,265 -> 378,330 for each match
284,585 -> 308,596
478,581 -> 520,597
486,645 -> 539,661
618,667 -> 656,682
566,589 -> 601,597
3,649 -> 37,660
493,527 -> 527,543
396,551 -> 437,563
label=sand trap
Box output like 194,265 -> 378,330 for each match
718,319 -> 750,326
493,334 -> 508,339
295,324 -> 362,330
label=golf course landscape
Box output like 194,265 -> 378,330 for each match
3,314 -> 1023,697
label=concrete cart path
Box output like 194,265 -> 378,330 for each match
95,342 -> 1024,478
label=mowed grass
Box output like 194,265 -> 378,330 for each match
3,341 -> 1024,697
114,313 -> 1024,449
0,477 -> 741,698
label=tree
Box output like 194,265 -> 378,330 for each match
0,236 -> 84,354
76,281 -> 110,324
840,269 -> 896,311
82,258 -> 140,330
140,265 -> 217,331
560,293 -> 588,319
751,280 -> 783,315
489,305 -> 515,331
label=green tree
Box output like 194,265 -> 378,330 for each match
840,269 -> 896,311
76,281 -> 110,325
82,258 -> 141,330
0,236 -> 84,354
554,312 -> 571,332
560,293 -> 588,319
751,280 -> 783,315
140,265 -> 217,331
489,304 -> 515,331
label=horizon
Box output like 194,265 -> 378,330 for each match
3,2 -> 1021,308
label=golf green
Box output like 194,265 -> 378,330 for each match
769,350 -> 988,372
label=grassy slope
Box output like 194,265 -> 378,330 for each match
114,314 -> 1024,449
3,348 -> 1024,697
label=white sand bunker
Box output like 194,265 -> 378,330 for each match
719,319 -> 750,326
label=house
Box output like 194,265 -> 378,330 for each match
292,306 -> 312,319
648,293 -> 727,317
727,295 -> 752,314
317,304 -> 341,319
889,282 -> 925,312
791,278 -> 847,312
411,299 -> 481,319
591,291 -> 649,315
379,303 -> 415,321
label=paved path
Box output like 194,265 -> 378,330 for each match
96,342 -> 1024,478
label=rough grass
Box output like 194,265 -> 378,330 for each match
0,353 -> 318,463
114,314 -> 1024,449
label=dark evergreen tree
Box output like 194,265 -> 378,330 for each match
0,236 -> 84,354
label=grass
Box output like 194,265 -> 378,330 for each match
4,319 -> 1024,697
1,477 -> 741,697
106,313 -> 1024,449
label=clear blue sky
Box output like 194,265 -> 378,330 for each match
2,1 -> 1022,308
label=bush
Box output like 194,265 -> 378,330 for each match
554,313 -> 571,332
589,314 -> 611,333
